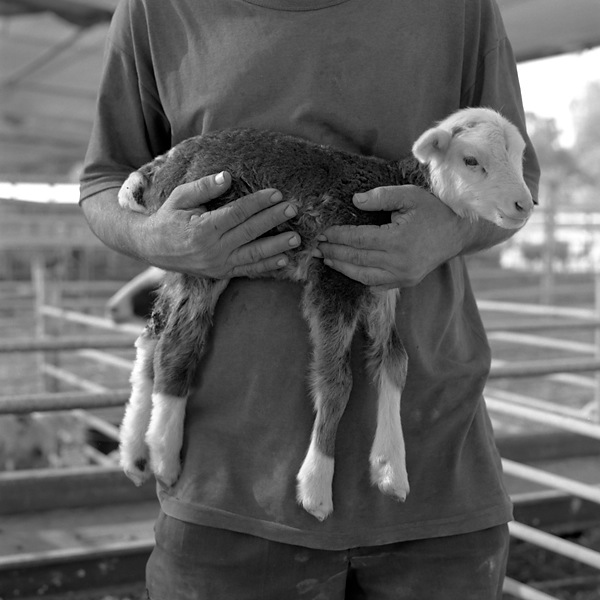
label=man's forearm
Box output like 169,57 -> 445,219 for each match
80,189 -> 151,262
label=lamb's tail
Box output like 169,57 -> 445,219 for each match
118,171 -> 149,213
117,150 -> 171,213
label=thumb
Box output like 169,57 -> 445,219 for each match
165,171 -> 232,210
353,184 -> 420,213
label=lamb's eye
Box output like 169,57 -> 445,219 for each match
464,156 -> 479,167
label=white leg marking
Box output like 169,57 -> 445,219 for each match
146,392 -> 187,486
296,437 -> 335,521
370,370 -> 409,501
119,336 -> 157,486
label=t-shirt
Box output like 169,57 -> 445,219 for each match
80,0 -> 540,550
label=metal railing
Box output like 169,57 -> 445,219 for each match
478,284 -> 600,599
2,273 -> 600,598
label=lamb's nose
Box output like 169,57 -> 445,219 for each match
514,192 -> 534,216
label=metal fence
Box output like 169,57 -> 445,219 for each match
480,274 -> 600,599
1,271 -> 600,598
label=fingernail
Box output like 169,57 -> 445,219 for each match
270,191 -> 283,203
324,259 -> 333,267
215,171 -> 225,185
284,204 -> 297,217
317,234 -> 327,242
277,257 -> 288,267
288,235 -> 300,247
312,248 -> 323,259
354,192 -> 367,203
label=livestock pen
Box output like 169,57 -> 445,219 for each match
1,204 -> 600,599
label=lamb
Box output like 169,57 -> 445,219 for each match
117,107 -> 534,521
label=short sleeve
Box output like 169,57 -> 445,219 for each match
79,0 -> 171,202
461,1 -> 540,202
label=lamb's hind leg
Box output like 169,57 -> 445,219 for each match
297,271 -> 363,521
365,289 -> 409,501
146,278 -> 229,486
119,328 -> 157,486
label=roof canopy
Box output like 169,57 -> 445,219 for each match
498,0 -> 600,62
1,0 -> 599,180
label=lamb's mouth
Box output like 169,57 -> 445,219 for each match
496,210 -> 529,229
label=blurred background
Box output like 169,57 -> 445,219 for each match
1,1 -> 600,599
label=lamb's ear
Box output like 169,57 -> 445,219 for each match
412,127 -> 452,164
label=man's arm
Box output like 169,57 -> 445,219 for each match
81,172 -> 301,279
315,186 -> 520,291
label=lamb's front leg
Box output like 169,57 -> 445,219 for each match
364,289 -> 410,501
297,271 -> 363,520
119,328 -> 157,486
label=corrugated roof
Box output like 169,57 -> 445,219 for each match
0,0 -> 599,180
0,0 -> 115,27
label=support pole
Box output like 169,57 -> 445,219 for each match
31,254 -> 46,394
595,269 -> 600,422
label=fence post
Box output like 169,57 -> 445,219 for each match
595,269 -> 600,422
31,254 -> 46,394
31,254 -> 64,393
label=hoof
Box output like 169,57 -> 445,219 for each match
152,465 -> 181,488
150,453 -> 181,488
296,444 -> 335,521
297,483 -> 334,521
120,452 -> 151,487
370,457 -> 410,502
296,461 -> 333,521
123,463 -> 151,487
145,392 -> 186,488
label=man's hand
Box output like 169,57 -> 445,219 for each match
142,171 -> 301,278
82,171 -> 301,279
315,185 -> 468,290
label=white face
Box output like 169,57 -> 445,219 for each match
446,123 -> 533,228
415,109 -> 535,230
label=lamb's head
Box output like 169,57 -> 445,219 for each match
412,107 -> 534,230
